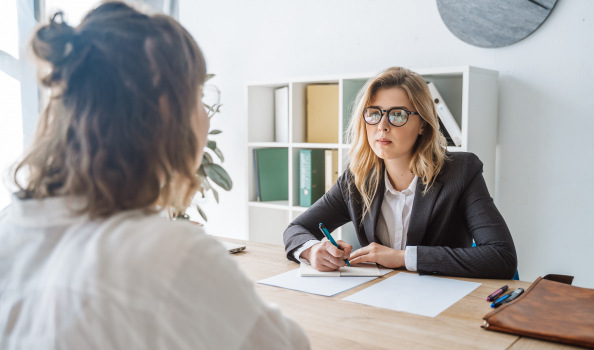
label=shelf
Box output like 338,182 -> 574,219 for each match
248,142 -> 290,148
248,200 -> 290,210
291,206 -> 309,212
248,142 -> 351,149
291,143 -> 341,149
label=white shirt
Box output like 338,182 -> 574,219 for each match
294,170 -> 418,271
0,196 -> 309,350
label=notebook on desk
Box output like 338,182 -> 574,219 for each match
300,262 -> 382,277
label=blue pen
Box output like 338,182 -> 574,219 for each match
319,223 -> 351,267
490,293 -> 511,308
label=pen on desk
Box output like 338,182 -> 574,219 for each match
501,288 -> 524,304
486,285 -> 509,301
490,293 -> 511,308
318,223 -> 350,267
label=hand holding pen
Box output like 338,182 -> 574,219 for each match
300,223 -> 353,272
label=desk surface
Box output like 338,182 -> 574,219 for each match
220,238 -> 582,350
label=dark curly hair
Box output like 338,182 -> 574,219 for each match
14,1 -> 206,217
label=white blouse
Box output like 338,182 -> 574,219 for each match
0,196 -> 309,350
376,170 -> 418,271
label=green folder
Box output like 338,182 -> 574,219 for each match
255,148 -> 288,201
300,149 -> 325,207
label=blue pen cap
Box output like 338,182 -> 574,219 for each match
490,294 -> 511,308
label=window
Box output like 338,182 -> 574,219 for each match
0,71 -> 23,210
0,0 -> 19,59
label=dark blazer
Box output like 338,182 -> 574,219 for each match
283,152 -> 517,279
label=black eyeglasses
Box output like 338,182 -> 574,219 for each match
363,107 -> 420,127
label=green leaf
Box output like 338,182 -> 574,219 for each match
208,129 -> 222,135
205,74 -> 215,82
211,187 -> 219,203
201,177 -> 212,190
208,104 -> 222,118
203,152 -> 213,164
196,204 -> 208,221
197,164 -> 207,177
203,163 -> 233,191
207,140 -> 217,151
213,147 -> 224,162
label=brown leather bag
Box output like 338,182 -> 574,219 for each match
483,274 -> 594,349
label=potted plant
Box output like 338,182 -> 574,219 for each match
175,74 -> 232,221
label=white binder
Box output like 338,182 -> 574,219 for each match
274,87 -> 289,143
427,82 -> 462,147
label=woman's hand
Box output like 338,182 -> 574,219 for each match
301,240 -> 353,272
348,242 -> 405,268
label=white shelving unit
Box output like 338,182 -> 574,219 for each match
246,66 -> 499,247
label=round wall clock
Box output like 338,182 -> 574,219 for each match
436,0 -> 558,48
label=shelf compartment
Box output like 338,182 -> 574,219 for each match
248,146 -> 289,203
290,80 -> 340,144
247,84 -> 289,143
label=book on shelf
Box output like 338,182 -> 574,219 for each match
306,84 -> 339,143
299,149 -> 325,207
324,149 -> 338,192
253,149 -> 261,201
254,148 -> 288,202
274,87 -> 289,143
427,82 -> 461,147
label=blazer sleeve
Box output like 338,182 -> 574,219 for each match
416,156 -> 518,279
283,172 -> 353,262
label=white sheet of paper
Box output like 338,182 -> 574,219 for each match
342,272 -> 481,317
257,268 -> 377,297
300,262 -> 382,277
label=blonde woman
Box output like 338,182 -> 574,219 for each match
0,3 -> 308,349
284,67 -> 517,279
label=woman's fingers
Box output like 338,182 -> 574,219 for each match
348,253 -> 375,265
316,262 -> 340,271
325,243 -> 347,260
348,246 -> 370,260
312,247 -> 342,271
327,255 -> 346,267
336,240 -> 353,258
317,250 -> 345,268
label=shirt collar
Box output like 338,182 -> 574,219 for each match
384,168 -> 417,196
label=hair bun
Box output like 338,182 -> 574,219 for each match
32,12 -> 77,66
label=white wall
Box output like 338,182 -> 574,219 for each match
180,0 -> 594,288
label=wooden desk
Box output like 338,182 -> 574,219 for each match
220,238 -> 583,350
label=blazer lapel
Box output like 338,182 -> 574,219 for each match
406,179 -> 443,246
363,174 -> 385,245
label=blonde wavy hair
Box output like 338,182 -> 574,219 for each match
346,67 -> 448,219
13,2 -> 205,218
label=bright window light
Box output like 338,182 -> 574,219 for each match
0,70 -> 23,210
0,0 -> 19,59
45,0 -> 100,26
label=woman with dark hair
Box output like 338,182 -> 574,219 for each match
0,3 -> 308,349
